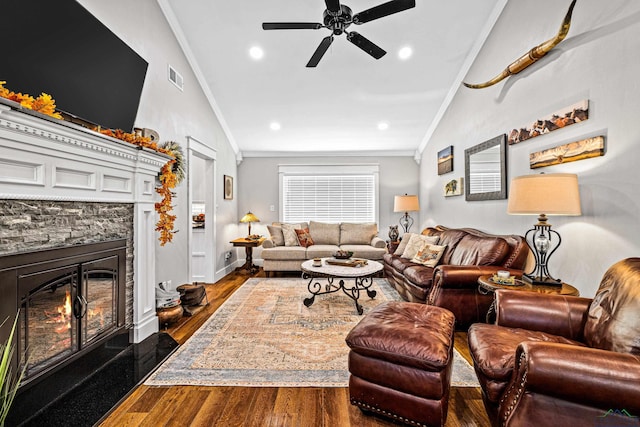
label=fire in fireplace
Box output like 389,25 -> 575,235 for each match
0,240 -> 126,387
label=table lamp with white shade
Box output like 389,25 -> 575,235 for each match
507,173 -> 581,285
394,194 -> 420,233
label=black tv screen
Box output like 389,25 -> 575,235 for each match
3,0 -> 148,132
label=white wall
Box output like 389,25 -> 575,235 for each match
237,156 -> 419,262
79,0 -> 240,286
419,0 -> 640,297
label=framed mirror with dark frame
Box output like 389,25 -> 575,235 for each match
464,134 -> 507,201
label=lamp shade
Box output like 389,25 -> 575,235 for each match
240,212 -> 260,223
394,195 -> 420,212
507,173 -> 581,216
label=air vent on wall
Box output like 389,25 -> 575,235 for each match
168,65 -> 184,91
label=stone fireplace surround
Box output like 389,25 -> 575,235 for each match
0,99 -> 169,345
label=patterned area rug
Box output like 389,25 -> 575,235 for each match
145,278 -> 479,387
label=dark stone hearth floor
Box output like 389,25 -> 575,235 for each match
6,331 -> 178,427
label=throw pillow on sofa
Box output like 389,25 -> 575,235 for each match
394,233 -> 414,256
282,223 -> 302,246
411,244 -> 447,267
267,225 -> 285,246
295,228 -> 314,248
401,234 -> 440,260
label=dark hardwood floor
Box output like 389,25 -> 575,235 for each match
100,270 -> 490,427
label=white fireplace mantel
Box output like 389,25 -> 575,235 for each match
0,101 -> 169,343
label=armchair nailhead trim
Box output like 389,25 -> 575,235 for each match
350,398 -> 432,427
499,351 -> 528,425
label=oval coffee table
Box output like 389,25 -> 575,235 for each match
300,258 -> 383,315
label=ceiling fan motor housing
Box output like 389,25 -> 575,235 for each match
323,5 -> 353,35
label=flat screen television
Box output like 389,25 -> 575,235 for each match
3,0 -> 148,132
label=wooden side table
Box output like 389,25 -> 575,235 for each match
478,275 -> 579,296
230,237 -> 265,273
478,274 -> 579,322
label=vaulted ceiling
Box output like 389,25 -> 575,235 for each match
160,0 -> 504,158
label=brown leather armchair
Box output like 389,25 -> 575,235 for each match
467,258 -> 640,427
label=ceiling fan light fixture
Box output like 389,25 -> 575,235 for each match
262,0 -> 416,66
269,122 -> 281,131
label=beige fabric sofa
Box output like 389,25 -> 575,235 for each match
262,221 -> 387,275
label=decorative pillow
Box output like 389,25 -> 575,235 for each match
411,244 -> 447,267
401,234 -> 440,260
393,233 -> 414,255
295,228 -> 314,248
281,223 -> 301,246
267,225 -> 285,246
583,258 -> 640,355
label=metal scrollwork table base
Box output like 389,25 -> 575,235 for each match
300,258 -> 383,315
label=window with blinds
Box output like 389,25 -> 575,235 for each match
279,165 -> 379,223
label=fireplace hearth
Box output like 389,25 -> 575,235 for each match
0,240 -> 126,388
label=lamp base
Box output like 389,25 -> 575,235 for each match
522,274 -> 562,287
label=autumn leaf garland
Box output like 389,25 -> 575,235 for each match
1,81 -> 180,245
0,81 -> 62,119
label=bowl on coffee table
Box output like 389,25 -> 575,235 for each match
333,250 -> 353,259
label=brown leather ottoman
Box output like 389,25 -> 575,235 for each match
345,301 -> 455,427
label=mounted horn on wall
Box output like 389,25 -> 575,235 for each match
463,0 -> 577,89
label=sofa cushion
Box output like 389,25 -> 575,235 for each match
261,246 -> 307,260
584,258 -> 640,355
388,255 -> 418,273
401,234 -> 440,260
431,229 -> 467,264
309,221 -> 340,245
468,323 -> 586,403
339,244 -> 386,260
403,265 -> 435,288
306,245 -> 340,258
339,222 -> 377,245
267,225 -> 285,246
295,227 -> 314,248
448,234 -> 510,266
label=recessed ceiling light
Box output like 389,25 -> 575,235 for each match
270,122 -> 281,131
377,122 -> 389,131
249,46 -> 264,60
398,46 -> 413,60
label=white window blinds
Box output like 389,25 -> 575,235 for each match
279,165 -> 379,223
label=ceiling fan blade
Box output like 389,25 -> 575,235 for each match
347,32 -> 386,59
353,0 -> 416,24
307,35 -> 334,67
325,0 -> 342,14
262,22 -> 323,30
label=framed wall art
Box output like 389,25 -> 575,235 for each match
530,136 -> 605,169
224,175 -> 233,200
444,177 -> 463,197
437,145 -> 454,175
508,100 -> 589,145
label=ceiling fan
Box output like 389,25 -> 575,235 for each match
262,0 -> 416,67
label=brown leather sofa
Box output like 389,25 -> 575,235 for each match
468,258 -> 640,426
383,226 -> 529,329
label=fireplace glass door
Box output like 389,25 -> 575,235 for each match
81,257 -> 118,347
19,255 -> 119,380
20,265 -> 80,378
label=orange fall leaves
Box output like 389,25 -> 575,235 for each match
0,81 -> 62,119
1,81 -> 177,245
